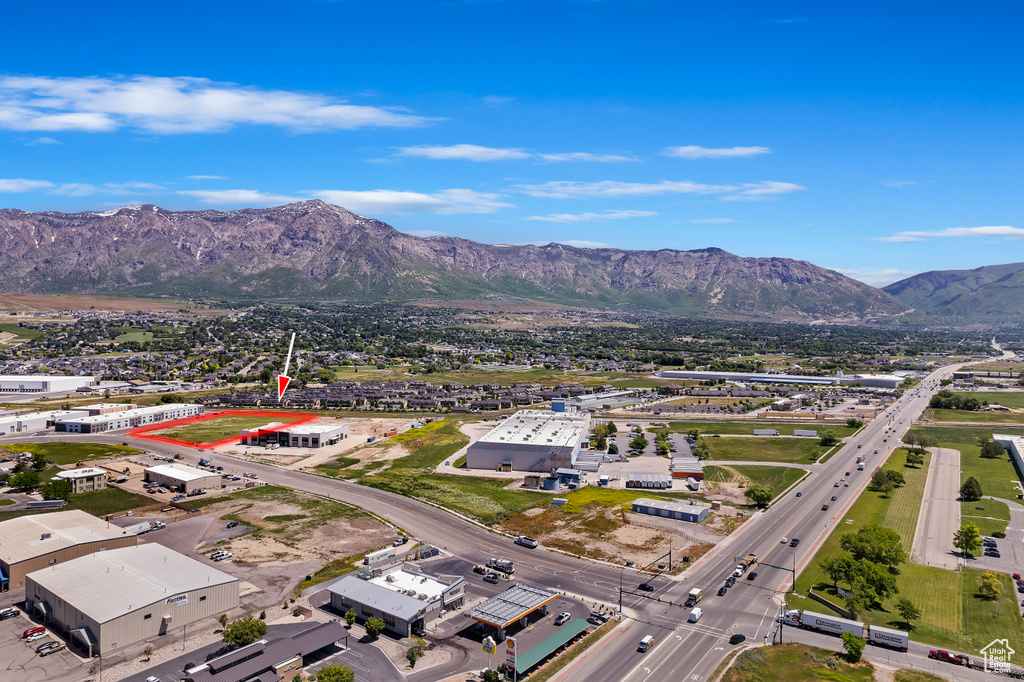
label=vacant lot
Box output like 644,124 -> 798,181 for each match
0,486 -> 153,522
722,644 -> 875,682
1,441 -> 142,465
927,408 -> 1024,424
962,392 -> 1024,409
703,465 -> 805,500
704,436 -> 831,463
912,425 -> 1024,502
148,413 -> 306,445
386,420 -> 469,470
666,422 -> 858,438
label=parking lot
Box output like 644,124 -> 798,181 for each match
0,605 -> 86,682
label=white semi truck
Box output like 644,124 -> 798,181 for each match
782,609 -> 908,651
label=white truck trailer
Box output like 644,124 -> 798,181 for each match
782,609 -> 865,638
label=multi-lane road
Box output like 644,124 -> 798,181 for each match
34,349 -> 1011,681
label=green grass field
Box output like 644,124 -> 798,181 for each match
927,408 -> 1024,424
704,437 -> 831,463
152,414 -> 294,444
704,465 -> 805,500
667,421 -> 858,438
1,441 -> 142,465
962,498 -> 1011,536
961,392 -> 1024,409
790,447 -> 1024,660
722,644 -> 875,682
911,425 -> 1024,502
387,420 -> 469,470
0,486 -> 152,522
0,323 -> 44,341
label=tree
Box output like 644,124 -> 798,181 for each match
10,470 -> 40,490
344,609 -> 357,626
840,525 -> 906,570
883,469 -> 905,487
819,430 -> 840,446
222,615 -> 267,647
880,480 -> 895,498
39,479 -> 72,500
606,421 -> 617,434
407,639 -> 427,668
953,523 -> 981,557
364,617 -> 385,638
981,440 -> 1006,459
895,597 -> 921,628
905,451 -> 924,468
978,572 -> 1002,600
846,418 -> 863,429
960,476 -> 983,502
841,631 -> 865,662
607,442 -> 619,455
820,556 -> 854,588
219,613 -> 229,629
914,434 -> 933,452
686,428 -> 700,440
629,436 -> 648,452
745,484 -> 773,507
144,645 -> 154,661
316,665 -> 355,682
481,670 -> 501,682
31,453 -> 47,471
870,468 -> 888,489
691,439 -> 710,460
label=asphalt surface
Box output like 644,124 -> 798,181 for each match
912,446 -> 962,570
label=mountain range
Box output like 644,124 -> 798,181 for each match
0,200 -> 1014,326
883,262 -> 1024,325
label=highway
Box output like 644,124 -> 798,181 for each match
31,349 -> 1010,681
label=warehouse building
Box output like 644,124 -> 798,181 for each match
145,463 -> 222,493
25,543 -> 239,655
466,409 -> 592,472
838,373 -> 904,389
994,434 -> 1024,481
54,467 -> 108,494
55,403 -> 204,433
631,497 -> 708,523
240,421 -> 348,448
0,409 -> 90,435
0,510 -> 137,592
670,456 -> 704,479
0,374 -> 96,394
657,370 -> 838,386
328,563 -> 464,637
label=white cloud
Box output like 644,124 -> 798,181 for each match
186,175 -> 226,180
525,209 -> 657,223
50,183 -> 99,196
312,188 -> 512,214
515,179 -> 803,201
875,226 -> 1024,242
835,268 -> 919,287
397,144 -> 531,161
481,96 -> 515,106
0,75 -> 433,134
25,136 -> 61,145
0,178 -> 55,192
539,152 -> 637,163
883,180 -> 919,188
662,145 -> 771,159
404,229 -> 448,238
106,181 -> 165,192
177,189 -> 300,206
691,218 -> 739,224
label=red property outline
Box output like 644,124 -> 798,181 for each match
128,409 -> 317,449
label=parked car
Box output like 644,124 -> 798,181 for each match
554,612 -> 571,626
483,573 -> 500,584
0,609 -> 18,621
1013,572 -> 1022,582
729,634 -> 746,645
226,521 -> 239,528
638,583 -> 654,592
23,626 -> 45,639
590,612 -> 610,623
985,550 -> 1001,558
472,565 -> 486,575
26,631 -> 48,642
38,641 -> 64,656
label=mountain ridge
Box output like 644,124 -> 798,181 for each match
884,262 -> 1024,324
0,200 -> 908,322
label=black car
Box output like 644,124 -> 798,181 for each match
226,520 -> 239,528
985,550 -> 1001,558
747,571 -> 758,581
821,504 -> 830,511
830,495 -> 837,501
790,538 -> 800,547
725,576 -> 736,588
638,583 -> 655,592
795,492 -> 802,497
729,634 -> 746,645
718,586 -> 728,596
0,610 -> 18,621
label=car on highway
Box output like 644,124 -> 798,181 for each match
483,573 -> 500,584
638,635 -> 655,652
729,634 -> 746,645
844,482 -> 850,487
831,495 -> 837,501
929,650 -> 967,665
146,677 -> 162,682
780,537 -> 788,544
747,571 -> 757,581
833,481 -> 840,487
554,612 -> 571,626
795,492 -> 802,497
717,586 -> 728,596
789,538 -> 800,547
821,504 -> 830,511
725,576 -> 736,588
638,582 -> 654,592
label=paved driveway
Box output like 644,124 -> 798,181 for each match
911,447 -> 961,570
965,496 -> 1024,577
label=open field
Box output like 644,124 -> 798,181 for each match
0,293 -> 215,313
893,671 -> 948,682
386,420 -> 469,470
0,486 -> 153,522
961,497 -> 1011,536
968,362 -> 1023,373
791,447 -> 1024,659
665,421 -> 858,438
110,329 -> 154,343
704,437 -> 831,463
911,426 -> 1024,502
722,644 -> 875,682
1,440 -> 142,465
326,363 -> 679,389
703,465 -> 805,500
0,323 -> 44,341
958,392 -> 1024,408
149,414 -> 295,445
927,408 -> 1024,424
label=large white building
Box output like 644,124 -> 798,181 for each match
25,543 -> 239,655
55,403 -> 204,433
0,409 -> 90,436
240,421 -> 348,448
466,409 -> 592,472
145,463 -> 222,493
0,375 -> 96,394
994,434 -> 1024,482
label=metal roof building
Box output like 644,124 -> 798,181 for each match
54,403 -> 204,433
466,409 -> 592,472
657,370 -> 838,386
145,462 -> 222,493
465,583 -> 558,635
25,543 -> 239,655
631,497 -> 709,523
0,510 -> 137,592
0,374 -> 96,394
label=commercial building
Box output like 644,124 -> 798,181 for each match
657,370 -> 838,386
145,463 -> 222,493
0,409 -> 90,435
55,403 -> 204,433
568,390 -> 639,410
630,493 -> 704,520
466,409 -> 592,472
25,543 -> 239,655
0,375 -> 96,394
465,583 -> 559,639
838,373 -> 904,389
994,435 -> 1024,481
631,497 -> 709,523
183,621 -> 347,682
328,563 -> 464,637
670,456 -> 704,479
0,510 -> 137,592
240,421 -> 348,448
54,467 -> 108,494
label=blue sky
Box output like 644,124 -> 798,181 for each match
2,1 -> 1022,286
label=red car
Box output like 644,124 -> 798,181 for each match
1014,573 -> 1022,582
928,650 -> 967,665
23,626 -> 45,639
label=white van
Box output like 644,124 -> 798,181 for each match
638,635 -> 654,652
688,607 -> 703,623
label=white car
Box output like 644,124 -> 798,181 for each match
780,537 -> 788,544
26,631 -> 48,643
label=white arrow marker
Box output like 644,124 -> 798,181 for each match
277,332 -> 296,402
